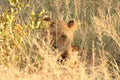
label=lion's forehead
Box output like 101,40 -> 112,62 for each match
49,22 -> 72,35
52,21 -> 68,28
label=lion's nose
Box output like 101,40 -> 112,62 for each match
53,44 -> 58,49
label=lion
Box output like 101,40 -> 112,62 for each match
42,16 -> 78,61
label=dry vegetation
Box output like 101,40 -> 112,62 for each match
0,0 -> 120,80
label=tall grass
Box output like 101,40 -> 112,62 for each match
0,0 -> 120,80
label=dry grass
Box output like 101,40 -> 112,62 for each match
0,0 -> 120,80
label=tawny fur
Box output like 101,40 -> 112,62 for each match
43,16 -> 78,60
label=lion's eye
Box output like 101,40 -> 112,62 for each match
61,35 -> 67,38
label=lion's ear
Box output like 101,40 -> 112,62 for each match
43,16 -> 51,22
67,19 -> 77,31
